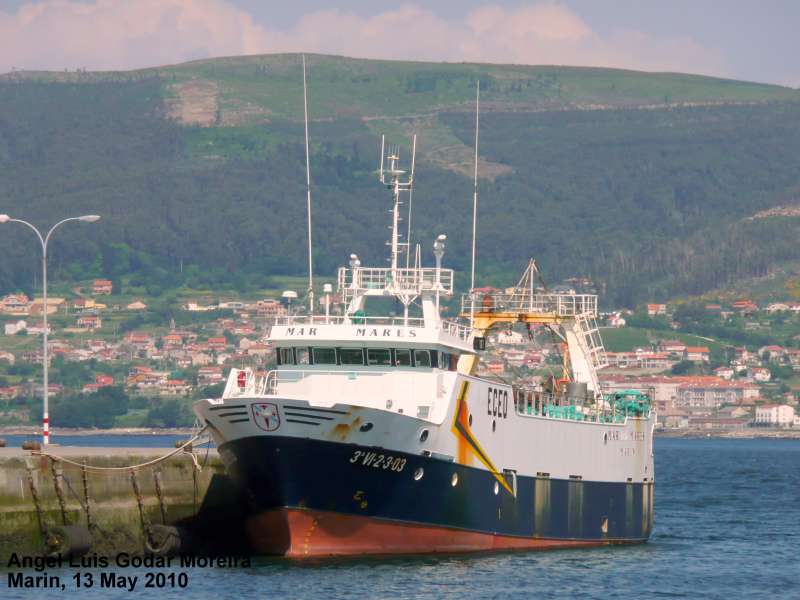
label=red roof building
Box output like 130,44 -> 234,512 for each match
207,337 -> 228,351
163,333 -> 183,347
684,347 -> 711,362
92,279 -> 113,295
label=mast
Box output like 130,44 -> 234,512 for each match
470,81 -> 480,324
378,136 -> 418,324
390,147 -> 401,274
379,136 -> 416,279
405,135 -> 417,268
302,54 -> 315,314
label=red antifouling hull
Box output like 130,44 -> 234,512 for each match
246,508 -> 629,558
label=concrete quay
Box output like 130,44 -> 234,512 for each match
0,446 -> 224,561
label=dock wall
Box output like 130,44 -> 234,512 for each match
0,447 -> 223,561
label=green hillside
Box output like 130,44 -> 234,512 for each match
8,54 -> 796,118
1,53 -> 800,306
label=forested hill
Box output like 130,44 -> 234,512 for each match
1,53 -> 800,307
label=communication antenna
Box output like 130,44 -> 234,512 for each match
470,80 -> 480,324
378,134 -> 416,274
405,134 -> 417,268
302,55 -> 314,314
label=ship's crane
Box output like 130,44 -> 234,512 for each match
459,259 -> 608,396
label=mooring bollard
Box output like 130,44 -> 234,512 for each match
145,524 -> 187,556
44,524 -> 92,558
22,440 -> 41,451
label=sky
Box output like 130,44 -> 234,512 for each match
0,0 -> 797,87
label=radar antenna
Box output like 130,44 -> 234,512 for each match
378,134 -> 416,276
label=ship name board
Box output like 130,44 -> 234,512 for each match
282,327 -> 417,338
606,430 -> 645,442
487,386 -> 509,419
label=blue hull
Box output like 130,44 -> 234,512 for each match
220,435 -> 654,548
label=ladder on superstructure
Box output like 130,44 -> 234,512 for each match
575,312 -> 609,372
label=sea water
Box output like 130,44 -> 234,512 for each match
2,437 -> 798,599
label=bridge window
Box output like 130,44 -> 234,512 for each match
394,349 -> 412,367
367,348 -> 391,366
296,347 -> 310,365
440,352 -> 458,371
414,350 -> 431,367
339,348 -> 364,366
312,347 -> 336,365
278,347 -> 294,365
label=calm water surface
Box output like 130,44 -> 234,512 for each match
3,437 -> 799,599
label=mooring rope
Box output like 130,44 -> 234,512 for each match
31,425 -> 210,474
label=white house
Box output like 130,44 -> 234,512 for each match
126,300 -> 148,311
765,303 -> 791,313
607,313 -> 626,328
714,366 -> 735,380
754,404 -> 795,427
0,294 -> 30,315
749,367 -> 772,383
26,321 -> 52,335
4,320 -> 27,335
182,302 -> 217,312
684,346 -> 711,363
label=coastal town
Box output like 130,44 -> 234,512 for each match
0,277 -> 798,434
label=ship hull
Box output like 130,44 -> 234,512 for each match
220,435 -> 654,557
246,508 -> 638,557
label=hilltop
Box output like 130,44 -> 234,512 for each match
1,53 -> 800,306
6,54 -> 797,117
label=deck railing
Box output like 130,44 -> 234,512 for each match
461,292 -> 598,318
512,386 -> 650,423
338,267 -> 454,300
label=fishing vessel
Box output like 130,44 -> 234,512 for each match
193,136 -> 655,557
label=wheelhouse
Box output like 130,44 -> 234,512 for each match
275,345 -> 459,371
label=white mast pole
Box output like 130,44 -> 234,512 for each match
303,54 -> 315,315
470,81 -> 480,325
405,135 -> 417,269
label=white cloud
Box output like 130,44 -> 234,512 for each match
0,0 -> 729,78
0,0 -> 267,71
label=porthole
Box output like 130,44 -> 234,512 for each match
468,413 -> 473,426
414,468 -> 424,481
451,473 -> 459,487
419,429 -> 429,443
360,422 -> 373,432
492,420 -> 496,433
493,481 -> 499,495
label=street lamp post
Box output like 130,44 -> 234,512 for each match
0,214 -> 101,445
